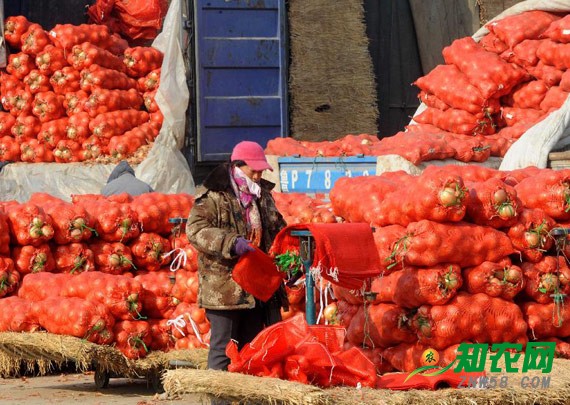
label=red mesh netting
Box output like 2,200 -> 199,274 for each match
270,223 -> 381,289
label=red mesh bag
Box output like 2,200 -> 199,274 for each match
330,176 -> 400,225
540,86 -> 570,112
12,243 -> 56,275
18,273 -> 71,301
227,314 -> 308,375
486,10 -> 559,48
536,40 -> 570,71
0,258 -> 20,298
465,177 -> 522,228
443,37 -> 527,99
389,220 -> 515,268
373,224 -> 407,272
271,223 -> 382,290
523,299 -> 570,339
502,39 -> 542,68
232,246 -> 284,302
422,164 -> 502,185
479,32 -> 508,54
412,293 -> 528,350
378,341 -> 462,370
376,169 -> 469,227
526,61 -> 564,87
371,130 -> 457,164
0,296 -> 39,332
0,211 -> 10,256
414,64 -> 494,114
543,14 -> 570,44
515,169 -> 570,220
371,264 -> 462,308
521,256 -> 570,304
507,208 -> 556,263
463,259 -> 524,300
346,303 -> 416,349
308,325 -> 345,353
504,80 -> 548,110
413,107 -> 496,135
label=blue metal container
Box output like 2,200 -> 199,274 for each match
278,155 -> 378,194
194,0 -> 288,162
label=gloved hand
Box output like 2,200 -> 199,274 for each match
232,237 -> 254,256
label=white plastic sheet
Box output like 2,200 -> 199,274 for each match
0,0 -> 195,202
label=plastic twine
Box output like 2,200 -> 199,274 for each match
162,247 -> 188,272
166,314 -> 186,337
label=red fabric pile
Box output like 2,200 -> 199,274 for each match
227,314 -> 377,387
88,0 -> 168,41
270,223 -> 382,289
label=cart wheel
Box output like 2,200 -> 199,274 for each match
94,368 -> 110,389
150,371 -> 165,394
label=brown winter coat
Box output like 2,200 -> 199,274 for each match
186,163 -> 287,310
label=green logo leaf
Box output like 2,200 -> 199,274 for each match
403,360 -> 456,383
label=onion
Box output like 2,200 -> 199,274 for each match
493,189 -> 508,205
72,218 -> 86,228
524,231 -> 541,249
29,226 -> 42,239
323,302 -> 338,322
539,273 -> 560,293
439,187 -> 459,207
498,204 -> 516,219
504,267 -> 522,285
70,228 -> 82,240
41,224 -> 54,239
109,253 -> 121,267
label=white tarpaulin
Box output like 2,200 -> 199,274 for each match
0,0 -> 195,202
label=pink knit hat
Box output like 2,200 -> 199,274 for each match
231,141 -> 273,171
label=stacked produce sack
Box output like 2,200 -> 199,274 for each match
322,165 -> 570,373
0,192 -> 210,359
265,8 -> 570,167
0,190 -> 341,359
0,16 -> 164,163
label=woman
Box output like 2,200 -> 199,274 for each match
186,141 -> 288,370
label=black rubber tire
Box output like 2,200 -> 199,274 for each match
94,368 -> 110,389
150,371 -> 165,394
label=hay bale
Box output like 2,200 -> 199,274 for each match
163,368 -> 329,404
288,0 -> 378,141
164,358 -> 570,405
327,357 -> 570,404
0,332 -> 95,377
0,332 -> 208,378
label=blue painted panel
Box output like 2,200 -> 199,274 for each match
203,97 -> 281,127
204,68 -> 279,97
200,127 -> 281,161
277,156 -> 378,194
201,0 -> 279,9
202,39 -> 279,68
202,9 -> 277,37
196,0 -> 288,162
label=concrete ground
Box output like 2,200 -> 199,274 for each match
0,372 -> 213,405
